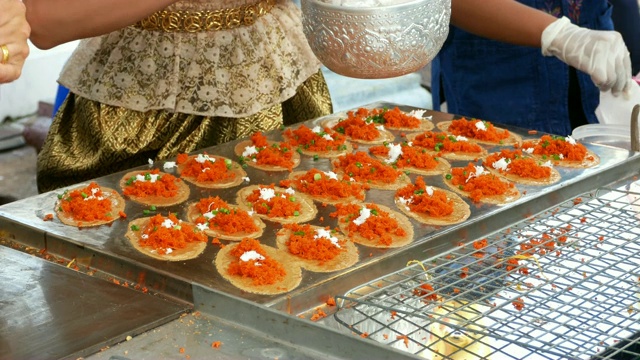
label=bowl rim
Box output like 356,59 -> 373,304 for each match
301,0 -> 430,12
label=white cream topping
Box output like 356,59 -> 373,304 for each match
352,207 -> 372,226
492,158 -> 510,171
541,160 -> 554,168
163,161 -> 176,169
426,186 -> 434,196
203,212 -> 215,219
523,147 -> 534,154
259,188 -> 276,201
312,125 -> 323,133
466,165 -> 487,183
407,109 -> 426,119
161,218 -> 176,228
566,136 -> 577,145
240,250 -> 265,265
314,228 -> 341,248
135,173 -> 160,183
196,223 -> 209,231
284,187 -> 296,195
475,121 -> 487,131
242,176 -> 250,182
148,158 -> 154,165
242,146 -> 259,157
386,143 -> 403,164
455,135 -> 468,142
195,153 -> 215,164
324,171 -> 338,180
397,196 -> 412,210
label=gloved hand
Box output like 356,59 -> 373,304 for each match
541,16 -> 632,96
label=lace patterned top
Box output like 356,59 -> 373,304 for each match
58,0 -> 321,118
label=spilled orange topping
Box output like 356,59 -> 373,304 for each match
369,142 -> 440,170
330,203 -> 406,246
410,131 -> 483,154
448,163 -> 515,202
228,238 -> 286,286
414,283 -> 438,301
333,151 -> 403,184
395,176 -> 454,217
279,168 -> 367,201
245,184 -> 301,218
282,223 -> 345,263
57,182 -> 116,222
193,196 -> 259,235
240,132 -> 295,171
520,135 -> 588,161
122,169 -> 181,198
137,213 -> 207,255
283,124 -> 349,153
484,149 -> 552,179
445,118 -> 511,143
176,152 -> 236,183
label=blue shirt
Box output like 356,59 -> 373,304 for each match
431,0 -> 614,136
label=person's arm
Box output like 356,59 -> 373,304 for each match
0,0 -> 30,83
450,0 -> 556,47
450,0 -> 631,95
23,0 -> 179,49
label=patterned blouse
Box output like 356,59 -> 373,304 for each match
58,0 -> 321,118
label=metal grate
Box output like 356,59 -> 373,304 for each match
334,180 -> 640,359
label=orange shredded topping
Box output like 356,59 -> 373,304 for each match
280,168 -> 367,201
331,108 -> 382,140
521,135 -> 588,161
326,297 -> 336,306
43,213 -> 54,221
485,149 -> 552,179
193,196 -> 259,235
330,203 -> 406,246
176,152 -> 236,183
448,163 -> 515,202
473,239 -> 488,250
512,297 -> 525,311
369,142 -> 440,170
240,132 -> 295,171
137,213 -> 207,255
395,176 -> 454,217
397,335 -> 410,348
310,307 -> 327,321
414,283 -> 438,301
283,124 -> 349,152
211,341 -> 222,349
282,223 -> 345,263
333,151 -> 403,184
118,211 -> 127,218
379,107 -> 423,129
57,182 -> 117,222
445,118 -> 510,142
245,184 -> 302,218
410,131 -> 483,154
122,169 -> 182,198
228,238 -> 286,286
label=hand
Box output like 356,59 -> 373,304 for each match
541,16 -> 631,96
0,0 -> 30,84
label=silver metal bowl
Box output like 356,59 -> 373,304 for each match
301,0 -> 451,79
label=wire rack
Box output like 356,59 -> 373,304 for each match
334,180 -> 640,360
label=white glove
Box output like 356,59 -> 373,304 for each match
541,16 -> 632,96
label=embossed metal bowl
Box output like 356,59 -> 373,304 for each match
301,0 -> 451,79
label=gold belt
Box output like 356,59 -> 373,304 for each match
134,0 -> 276,32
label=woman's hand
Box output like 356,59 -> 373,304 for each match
0,0 -> 30,83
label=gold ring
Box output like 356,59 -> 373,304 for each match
0,44 -> 9,65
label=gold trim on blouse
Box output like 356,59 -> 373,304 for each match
134,0 -> 276,32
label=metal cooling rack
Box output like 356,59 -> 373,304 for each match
334,180 -> 640,359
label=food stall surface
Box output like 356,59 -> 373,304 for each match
0,245 -> 187,360
1,103 -> 640,359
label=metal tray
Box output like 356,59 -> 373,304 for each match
1,102 -> 640,359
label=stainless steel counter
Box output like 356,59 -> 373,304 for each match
2,103 -> 640,359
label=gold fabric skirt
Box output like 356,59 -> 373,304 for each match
37,70 -> 332,193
